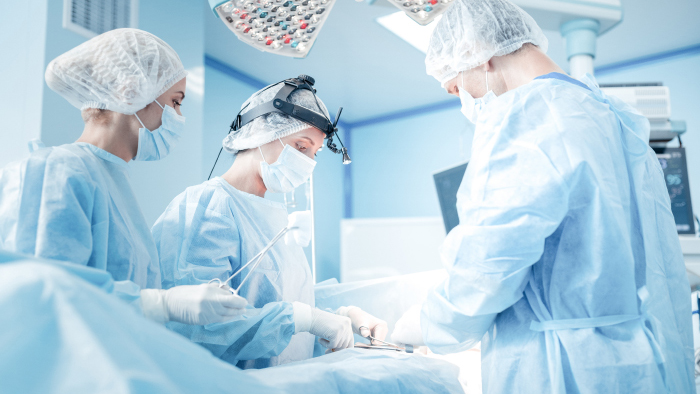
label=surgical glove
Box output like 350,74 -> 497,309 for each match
391,304 -> 425,346
293,302 -> 354,350
336,306 -> 388,344
141,284 -> 247,325
285,211 -> 312,247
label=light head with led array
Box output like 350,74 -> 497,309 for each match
209,0 -> 338,58
357,0 -> 453,26
232,74 -> 350,164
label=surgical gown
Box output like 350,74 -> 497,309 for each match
0,250 -> 281,394
0,142 -> 161,289
422,73 -> 695,393
152,177 -> 315,369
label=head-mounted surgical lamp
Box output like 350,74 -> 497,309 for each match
233,74 -> 349,163
208,75 -> 349,180
209,0 -> 338,58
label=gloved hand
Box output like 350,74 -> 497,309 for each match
293,302 -> 354,350
285,211 -> 312,247
141,283 -> 247,325
336,306 -> 388,345
391,304 -> 425,346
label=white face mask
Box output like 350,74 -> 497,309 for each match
458,70 -> 497,124
133,99 -> 186,161
259,139 -> 316,193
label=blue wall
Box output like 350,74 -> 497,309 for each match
350,110 -> 472,218
0,0 -> 48,165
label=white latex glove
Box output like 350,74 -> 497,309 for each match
293,302 -> 354,350
141,284 -> 247,325
336,306 -> 388,344
391,304 -> 425,346
285,211 -> 312,247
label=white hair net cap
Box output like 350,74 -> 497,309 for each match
223,82 -> 330,155
45,28 -> 187,115
425,0 -> 548,85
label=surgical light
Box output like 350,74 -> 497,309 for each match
377,11 -> 440,53
209,0 -> 337,58
361,0 -> 452,26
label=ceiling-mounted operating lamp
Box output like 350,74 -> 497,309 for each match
388,0 -> 453,25
209,0 -> 338,58
356,0 -> 453,26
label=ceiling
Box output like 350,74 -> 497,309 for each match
204,0 -> 700,124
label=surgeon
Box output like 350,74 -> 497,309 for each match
0,28 -> 246,327
152,77 -> 388,369
392,0 -> 695,393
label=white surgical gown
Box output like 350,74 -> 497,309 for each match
422,73 -> 694,393
0,142 -> 161,289
152,177 -> 315,369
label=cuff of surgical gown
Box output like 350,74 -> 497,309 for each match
112,280 -> 144,310
292,302 -> 313,334
140,289 -> 169,324
421,289 -> 495,355
334,305 -> 359,317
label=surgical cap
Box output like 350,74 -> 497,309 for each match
223,82 -> 330,154
45,28 -> 187,115
425,0 -> 548,85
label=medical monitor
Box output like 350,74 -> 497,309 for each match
433,162 -> 468,234
653,147 -> 696,234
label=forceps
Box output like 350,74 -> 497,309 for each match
358,326 -> 414,353
209,226 -> 294,294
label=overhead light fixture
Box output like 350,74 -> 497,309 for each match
209,0 -> 337,58
377,11 -> 441,53
383,0 -> 452,26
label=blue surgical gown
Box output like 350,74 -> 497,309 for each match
152,177 -> 315,369
422,73 -> 694,393
0,250 -> 281,394
0,142 -> 161,289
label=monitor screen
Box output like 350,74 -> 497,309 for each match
654,147 -> 696,234
433,162 -> 468,234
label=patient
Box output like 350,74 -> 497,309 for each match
152,76 -> 388,369
0,250 -> 463,394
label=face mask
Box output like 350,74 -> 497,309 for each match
458,71 -> 496,124
259,139 -> 316,193
133,99 -> 186,161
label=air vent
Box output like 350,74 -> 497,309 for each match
62,0 -> 139,39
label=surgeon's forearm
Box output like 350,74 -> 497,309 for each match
421,283 -> 496,354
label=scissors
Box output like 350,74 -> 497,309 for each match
209,225 -> 295,294
358,326 -> 414,353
